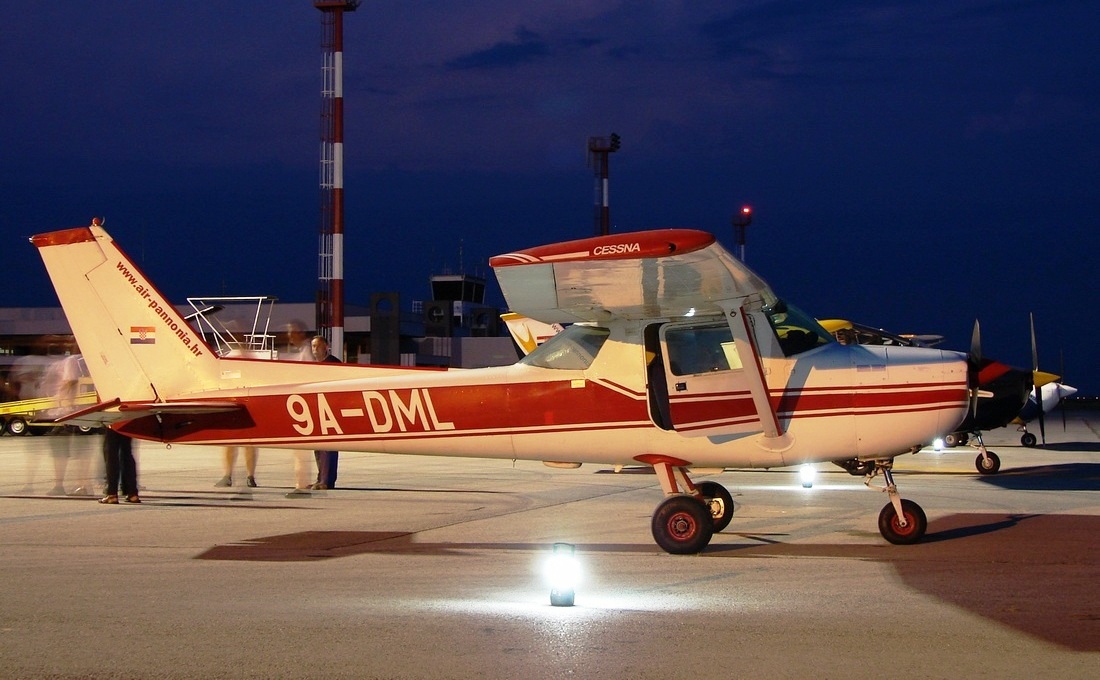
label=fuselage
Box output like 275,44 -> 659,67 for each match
116,326 -> 969,470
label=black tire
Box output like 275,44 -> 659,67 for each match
696,480 -> 734,532
7,417 -> 28,436
878,499 -> 927,545
1020,432 -> 1037,447
975,451 -> 1001,474
943,433 -> 961,448
651,495 -> 714,554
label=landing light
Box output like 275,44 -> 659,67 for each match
544,542 -> 581,607
799,463 -> 816,488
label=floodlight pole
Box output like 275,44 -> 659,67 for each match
732,206 -> 753,262
587,133 -> 621,236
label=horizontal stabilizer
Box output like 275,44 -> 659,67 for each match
50,398 -> 245,429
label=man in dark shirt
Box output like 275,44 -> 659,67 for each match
310,336 -> 341,489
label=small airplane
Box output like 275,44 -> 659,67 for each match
818,319 -> 944,348
1011,381 -> 1077,447
32,220 -> 974,553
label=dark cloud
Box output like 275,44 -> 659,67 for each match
445,27 -> 551,70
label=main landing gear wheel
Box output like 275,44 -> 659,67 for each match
975,451 -> 1001,474
1021,432 -> 1037,447
696,480 -> 734,532
651,495 -> 714,555
878,499 -> 927,545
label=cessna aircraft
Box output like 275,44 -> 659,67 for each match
32,221 -> 973,554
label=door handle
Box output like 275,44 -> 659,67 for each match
675,382 -> 687,392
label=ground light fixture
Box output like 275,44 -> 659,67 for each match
544,542 -> 581,606
799,463 -> 817,488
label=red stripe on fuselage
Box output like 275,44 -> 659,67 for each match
116,377 -> 966,446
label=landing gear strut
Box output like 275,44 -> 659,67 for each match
970,431 -> 1001,474
865,461 -> 927,545
646,458 -> 733,554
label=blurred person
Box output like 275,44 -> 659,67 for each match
216,446 -> 258,488
99,428 -> 139,504
41,352 -> 95,495
285,323 -> 315,498
283,320 -> 310,361
309,335 -> 341,490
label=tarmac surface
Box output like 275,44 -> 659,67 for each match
1,413 -> 1097,679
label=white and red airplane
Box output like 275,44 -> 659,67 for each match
32,220 -> 972,553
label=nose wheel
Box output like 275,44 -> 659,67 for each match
866,461 -> 927,544
878,498 -> 927,544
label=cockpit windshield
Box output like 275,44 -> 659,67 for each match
520,324 -> 610,370
764,300 -> 833,356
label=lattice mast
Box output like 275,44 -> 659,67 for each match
315,1 -> 358,357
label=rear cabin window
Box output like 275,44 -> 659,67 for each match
520,324 -> 610,370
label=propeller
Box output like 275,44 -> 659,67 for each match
1030,313 -> 1046,445
968,320 -> 981,418
1060,349 -> 1068,432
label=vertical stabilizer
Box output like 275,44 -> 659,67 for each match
31,221 -> 219,403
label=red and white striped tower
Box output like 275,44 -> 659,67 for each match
315,0 -> 358,358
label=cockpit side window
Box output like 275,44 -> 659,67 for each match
665,324 -> 739,376
520,324 -> 610,370
764,300 -> 834,356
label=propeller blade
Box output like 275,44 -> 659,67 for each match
968,320 -> 982,417
1037,386 -> 1046,445
1031,313 -> 1045,445
1030,312 -> 1038,372
1060,349 -> 1068,432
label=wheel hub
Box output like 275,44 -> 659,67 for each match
668,513 -> 696,539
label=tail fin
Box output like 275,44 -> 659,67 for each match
31,220 -> 220,403
500,312 -> 564,356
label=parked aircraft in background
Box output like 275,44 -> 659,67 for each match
33,221 -> 973,553
1012,382 -> 1077,447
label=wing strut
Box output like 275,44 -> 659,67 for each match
725,303 -> 790,447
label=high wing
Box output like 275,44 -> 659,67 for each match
491,229 -> 788,442
490,229 -> 776,324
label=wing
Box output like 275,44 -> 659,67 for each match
490,229 -> 775,323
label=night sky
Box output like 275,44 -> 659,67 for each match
2,1 -> 1096,395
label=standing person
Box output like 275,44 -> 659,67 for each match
42,353 -> 84,495
310,335 -> 341,490
216,446 -> 258,488
285,323 -> 315,498
99,428 -> 139,504
283,320 -> 311,362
